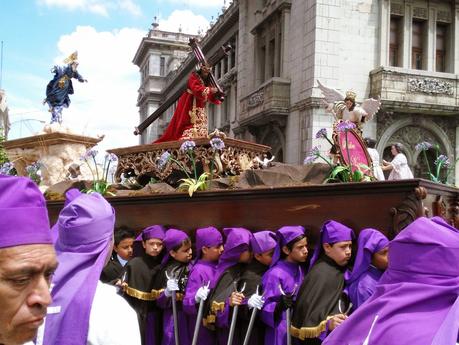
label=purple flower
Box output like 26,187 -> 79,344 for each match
26,162 -> 40,175
210,137 -> 225,150
158,151 -> 171,170
415,141 -> 433,151
180,140 -> 196,152
303,146 -> 320,165
303,154 -> 317,164
0,162 -> 13,175
434,155 -> 450,168
81,149 -> 98,160
315,128 -> 328,139
336,120 -> 356,132
105,153 -> 118,162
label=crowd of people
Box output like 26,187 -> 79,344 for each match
1,174 -> 458,345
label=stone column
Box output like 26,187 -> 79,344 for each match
403,1 -> 413,68
281,7 -> 290,78
426,7 -> 437,71
454,3 -> 459,73
379,0 -> 391,66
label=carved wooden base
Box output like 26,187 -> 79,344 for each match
108,137 -> 271,185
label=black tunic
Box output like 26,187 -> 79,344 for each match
203,263 -> 246,332
238,259 -> 269,345
122,254 -> 162,345
291,255 -> 350,344
100,253 -> 124,284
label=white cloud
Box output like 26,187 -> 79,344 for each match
37,0 -> 142,17
47,25 -> 146,153
157,10 -> 209,35
162,0 -> 228,8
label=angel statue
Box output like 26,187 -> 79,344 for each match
43,51 -> 87,124
317,80 -> 380,133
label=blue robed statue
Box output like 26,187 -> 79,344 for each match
43,51 -> 87,124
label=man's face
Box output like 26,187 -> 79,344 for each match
114,238 -> 134,261
254,248 -> 275,266
201,244 -> 223,262
323,241 -> 352,266
372,246 -> 389,270
283,237 -> 308,263
0,244 -> 58,345
143,238 -> 163,257
170,242 -> 192,263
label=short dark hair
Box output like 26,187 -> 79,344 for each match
114,226 -> 135,246
281,234 -> 307,258
171,238 -> 192,252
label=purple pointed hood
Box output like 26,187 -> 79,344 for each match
195,226 -> 223,260
309,220 -> 355,270
212,227 -> 252,288
346,228 -> 389,285
251,230 -> 277,254
322,217 -> 459,345
161,228 -> 190,265
271,226 -> 306,267
43,192 -> 115,345
0,175 -> 52,248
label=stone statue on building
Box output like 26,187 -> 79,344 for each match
0,89 -> 10,139
317,80 -> 381,133
43,51 -> 87,124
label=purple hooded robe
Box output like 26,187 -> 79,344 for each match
260,226 -> 306,345
183,226 -> 223,345
346,228 -> 389,310
203,227 -> 253,345
42,192 -> 116,345
154,229 -> 191,345
323,217 -> 459,345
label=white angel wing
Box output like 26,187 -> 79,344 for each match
360,98 -> 381,121
317,80 -> 344,104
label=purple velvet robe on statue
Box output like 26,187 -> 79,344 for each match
260,226 -> 306,345
346,228 -> 389,310
323,217 -> 459,345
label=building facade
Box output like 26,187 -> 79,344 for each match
135,0 -> 459,181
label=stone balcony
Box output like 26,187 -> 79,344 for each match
239,77 -> 291,127
369,66 -> 459,115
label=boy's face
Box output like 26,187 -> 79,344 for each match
254,248 -> 275,266
283,237 -> 308,263
202,244 -> 223,262
170,242 -> 192,263
238,250 -> 253,263
372,246 -> 389,270
323,241 -> 352,266
114,238 -> 134,261
143,238 -> 163,257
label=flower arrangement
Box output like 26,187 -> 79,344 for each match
304,121 -> 373,183
415,141 -> 456,184
80,149 -> 118,196
25,162 -> 41,185
158,138 -> 226,197
0,161 -> 14,175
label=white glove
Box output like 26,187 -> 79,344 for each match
195,285 -> 210,303
247,293 -> 264,310
164,278 -> 179,297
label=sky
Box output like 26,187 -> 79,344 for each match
0,0 -> 228,154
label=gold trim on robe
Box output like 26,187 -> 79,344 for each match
124,286 -> 164,301
290,316 -> 333,340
